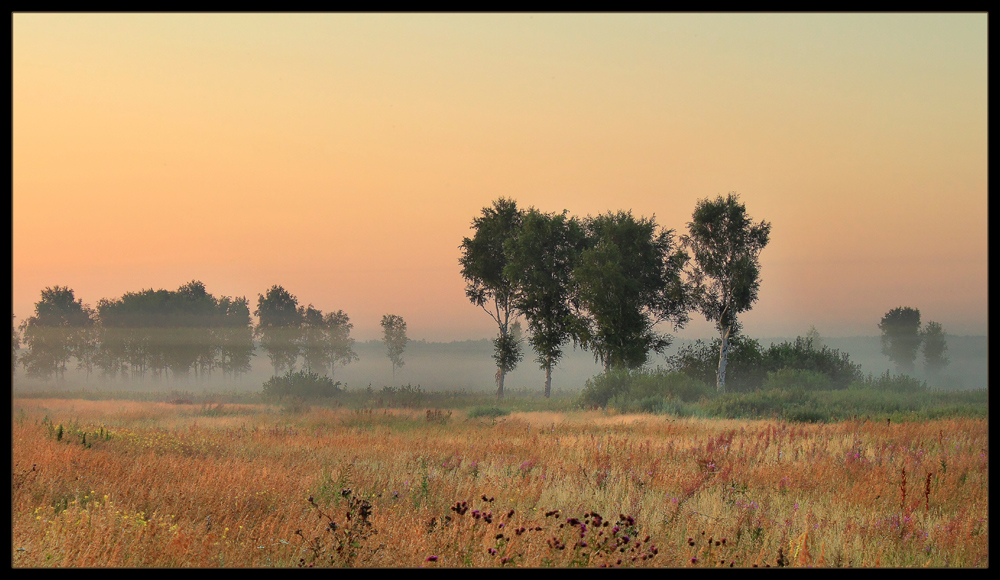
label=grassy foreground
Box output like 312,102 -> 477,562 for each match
12,397 -> 988,567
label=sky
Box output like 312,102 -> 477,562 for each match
12,13 -> 988,342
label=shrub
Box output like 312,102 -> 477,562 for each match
761,337 -> 862,389
262,370 -> 342,400
379,384 -> 425,408
467,406 -> 510,419
667,335 -> 766,393
669,335 -> 864,393
851,370 -> 929,394
762,368 -> 833,392
580,369 -> 634,408
581,368 -> 713,409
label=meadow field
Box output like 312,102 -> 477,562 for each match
11,396 -> 988,568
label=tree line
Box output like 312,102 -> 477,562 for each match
459,192 -> 771,399
12,281 -> 374,383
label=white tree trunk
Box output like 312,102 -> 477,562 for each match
717,325 -> 731,393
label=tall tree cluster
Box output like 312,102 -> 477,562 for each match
878,306 -> 949,380
14,281 -> 359,383
253,286 -> 360,379
461,196 -> 743,399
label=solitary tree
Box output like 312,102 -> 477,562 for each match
682,193 -> 771,393
921,320 -> 949,382
504,209 -> 588,398
574,211 -> 689,372
805,325 -> 823,350
878,306 -> 922,375
380,314 -> 408,380
254,285 -> 303,376
459,198 -> 525,399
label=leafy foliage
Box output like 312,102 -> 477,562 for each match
459,198 -> 525,398
574,211 -> 689,371
668,335 -> 766,393
921,321 -> 949,380
878,306 -> 923,375
18,287 -> 97,379
580,368 -> 713,408
761,337 -> 863,390
761,368 -> 833,392
96,281 -> 254,381
380,314 -> 408,380
682,193 -> 770,392
851,370 -> 929,394
668,335 -> 863,394
262,370 -> 343,399
255,285 -> 303,376
504,209 -> 587,397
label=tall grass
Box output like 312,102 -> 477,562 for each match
12,396 -> 987,567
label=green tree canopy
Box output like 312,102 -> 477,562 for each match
574,210 -> 689,372
459,197 -> 525,399
504,209 -> 588,398
878,306 -> 923,375
324,310 -> 359,378
380,314 -> 408,381
254,285 -> 304,376
19,286 -> 96,380
682,192 -> 771,393
95,281 -> 250,381
921,321 -> 949,381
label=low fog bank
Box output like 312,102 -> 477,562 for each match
12,335 -> 987,395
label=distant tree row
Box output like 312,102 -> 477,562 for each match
878,306 -> 949,380
460,193 -> 771,399
13,282 -> 361,383
252,285 -> 359,379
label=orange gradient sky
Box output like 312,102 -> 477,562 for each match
13,13 -> 988,341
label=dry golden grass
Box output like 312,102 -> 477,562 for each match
12,398 -> 988,567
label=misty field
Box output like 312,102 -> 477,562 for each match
12,397 -> 987,568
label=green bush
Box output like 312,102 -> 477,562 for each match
262,370 -> 342,400
668,335 -> 865,393
667,335 -> 766,393
761,337 -> 863,389
850,370 -> 929,394
762,368 -> 833,392
467,406 -> 511,419
581,368 -> 713,409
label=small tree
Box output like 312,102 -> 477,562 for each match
324,310 -> 359,379
380,314 -> 408,381
921,320 -> 949,383
805,325 -> 823,350
682,193 -> 771,393
878,306 -> 922,375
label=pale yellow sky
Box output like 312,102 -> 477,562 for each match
13,13 -> 988,341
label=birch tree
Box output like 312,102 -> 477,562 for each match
459,198 -> 525,399
683,193 -> 771,393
